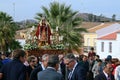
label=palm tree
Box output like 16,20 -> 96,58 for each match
35,2 -> 87,53
0,12 -> 21,52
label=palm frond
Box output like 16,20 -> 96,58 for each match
35,2 -> 87,53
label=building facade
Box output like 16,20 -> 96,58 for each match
96,23 -> 120,59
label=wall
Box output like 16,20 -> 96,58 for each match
96,39 -> 120,59
84,33 -> 97,51
16,39 -> 25,48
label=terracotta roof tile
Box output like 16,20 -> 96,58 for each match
98,30 -> 120,40
98,32 -> 117,40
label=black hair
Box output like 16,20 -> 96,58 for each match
97,59 -> 102,62
12,49 -> 26,59
96,55 -> 100,58
91,47 -> 94,50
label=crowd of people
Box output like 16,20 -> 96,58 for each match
0,48 -> 120,80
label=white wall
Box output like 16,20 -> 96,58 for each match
16,39 -> 25,48
96,39 -> 120,59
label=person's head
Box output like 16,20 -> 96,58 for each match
34,56 -> 40,65
5,52 -> 11,57
47,55 -> 59,70
103,62 -> 113,74
27,55 -> 36,67
42,54 -> 49,68
95,55 -> 100,60
1,52 -> 11,60
42,19 -> 45,24
1,54 -> 6,60
41,16 -> 46,25
58,54 -> 64,62
90,47 -> 94,51
12,49 -> 26,63
64,53 -> 76,70
106,55 -> 112,62
82,55 -> 88,62
97,59 -> 102,66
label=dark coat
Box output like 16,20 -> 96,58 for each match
0,59 -> 26,80
26,65 -> 33,78
70,63 -> 86,80
60,61 -> 66,79
79,60 -> 89,75
94,72 -> 115,80
29,64 -> 43,80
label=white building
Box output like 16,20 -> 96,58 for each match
15,30 -> 27,48
96,23 -> 120,59
16,39 -> 25,48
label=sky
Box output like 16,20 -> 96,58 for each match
0,0 -> 120,21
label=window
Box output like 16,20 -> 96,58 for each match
93,38 -> 96,50
101,42 -> 104,52
109,42 -> 112,53
87,38 -> 90,51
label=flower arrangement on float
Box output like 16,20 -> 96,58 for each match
23,26 -> 65,50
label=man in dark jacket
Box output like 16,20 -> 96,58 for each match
64,53 -> 86,80
0,49 -> 27,80
94,62 -> 115,80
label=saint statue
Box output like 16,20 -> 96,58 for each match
36,17 -> 51,46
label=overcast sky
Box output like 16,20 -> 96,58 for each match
0,0 -> 120,21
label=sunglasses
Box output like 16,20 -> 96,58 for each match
66,60 -> 74,65
32,61 -> 36,62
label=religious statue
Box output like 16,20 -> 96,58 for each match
35,17 -> 51,46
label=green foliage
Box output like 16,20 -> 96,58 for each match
50,43 -> 65,50
0,11 -> 20,52
9,39 -> 22,51
35,2 -> 87,52
23,38 -> 38,50
24,42 -> 65,50
24,42 -> 38,50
